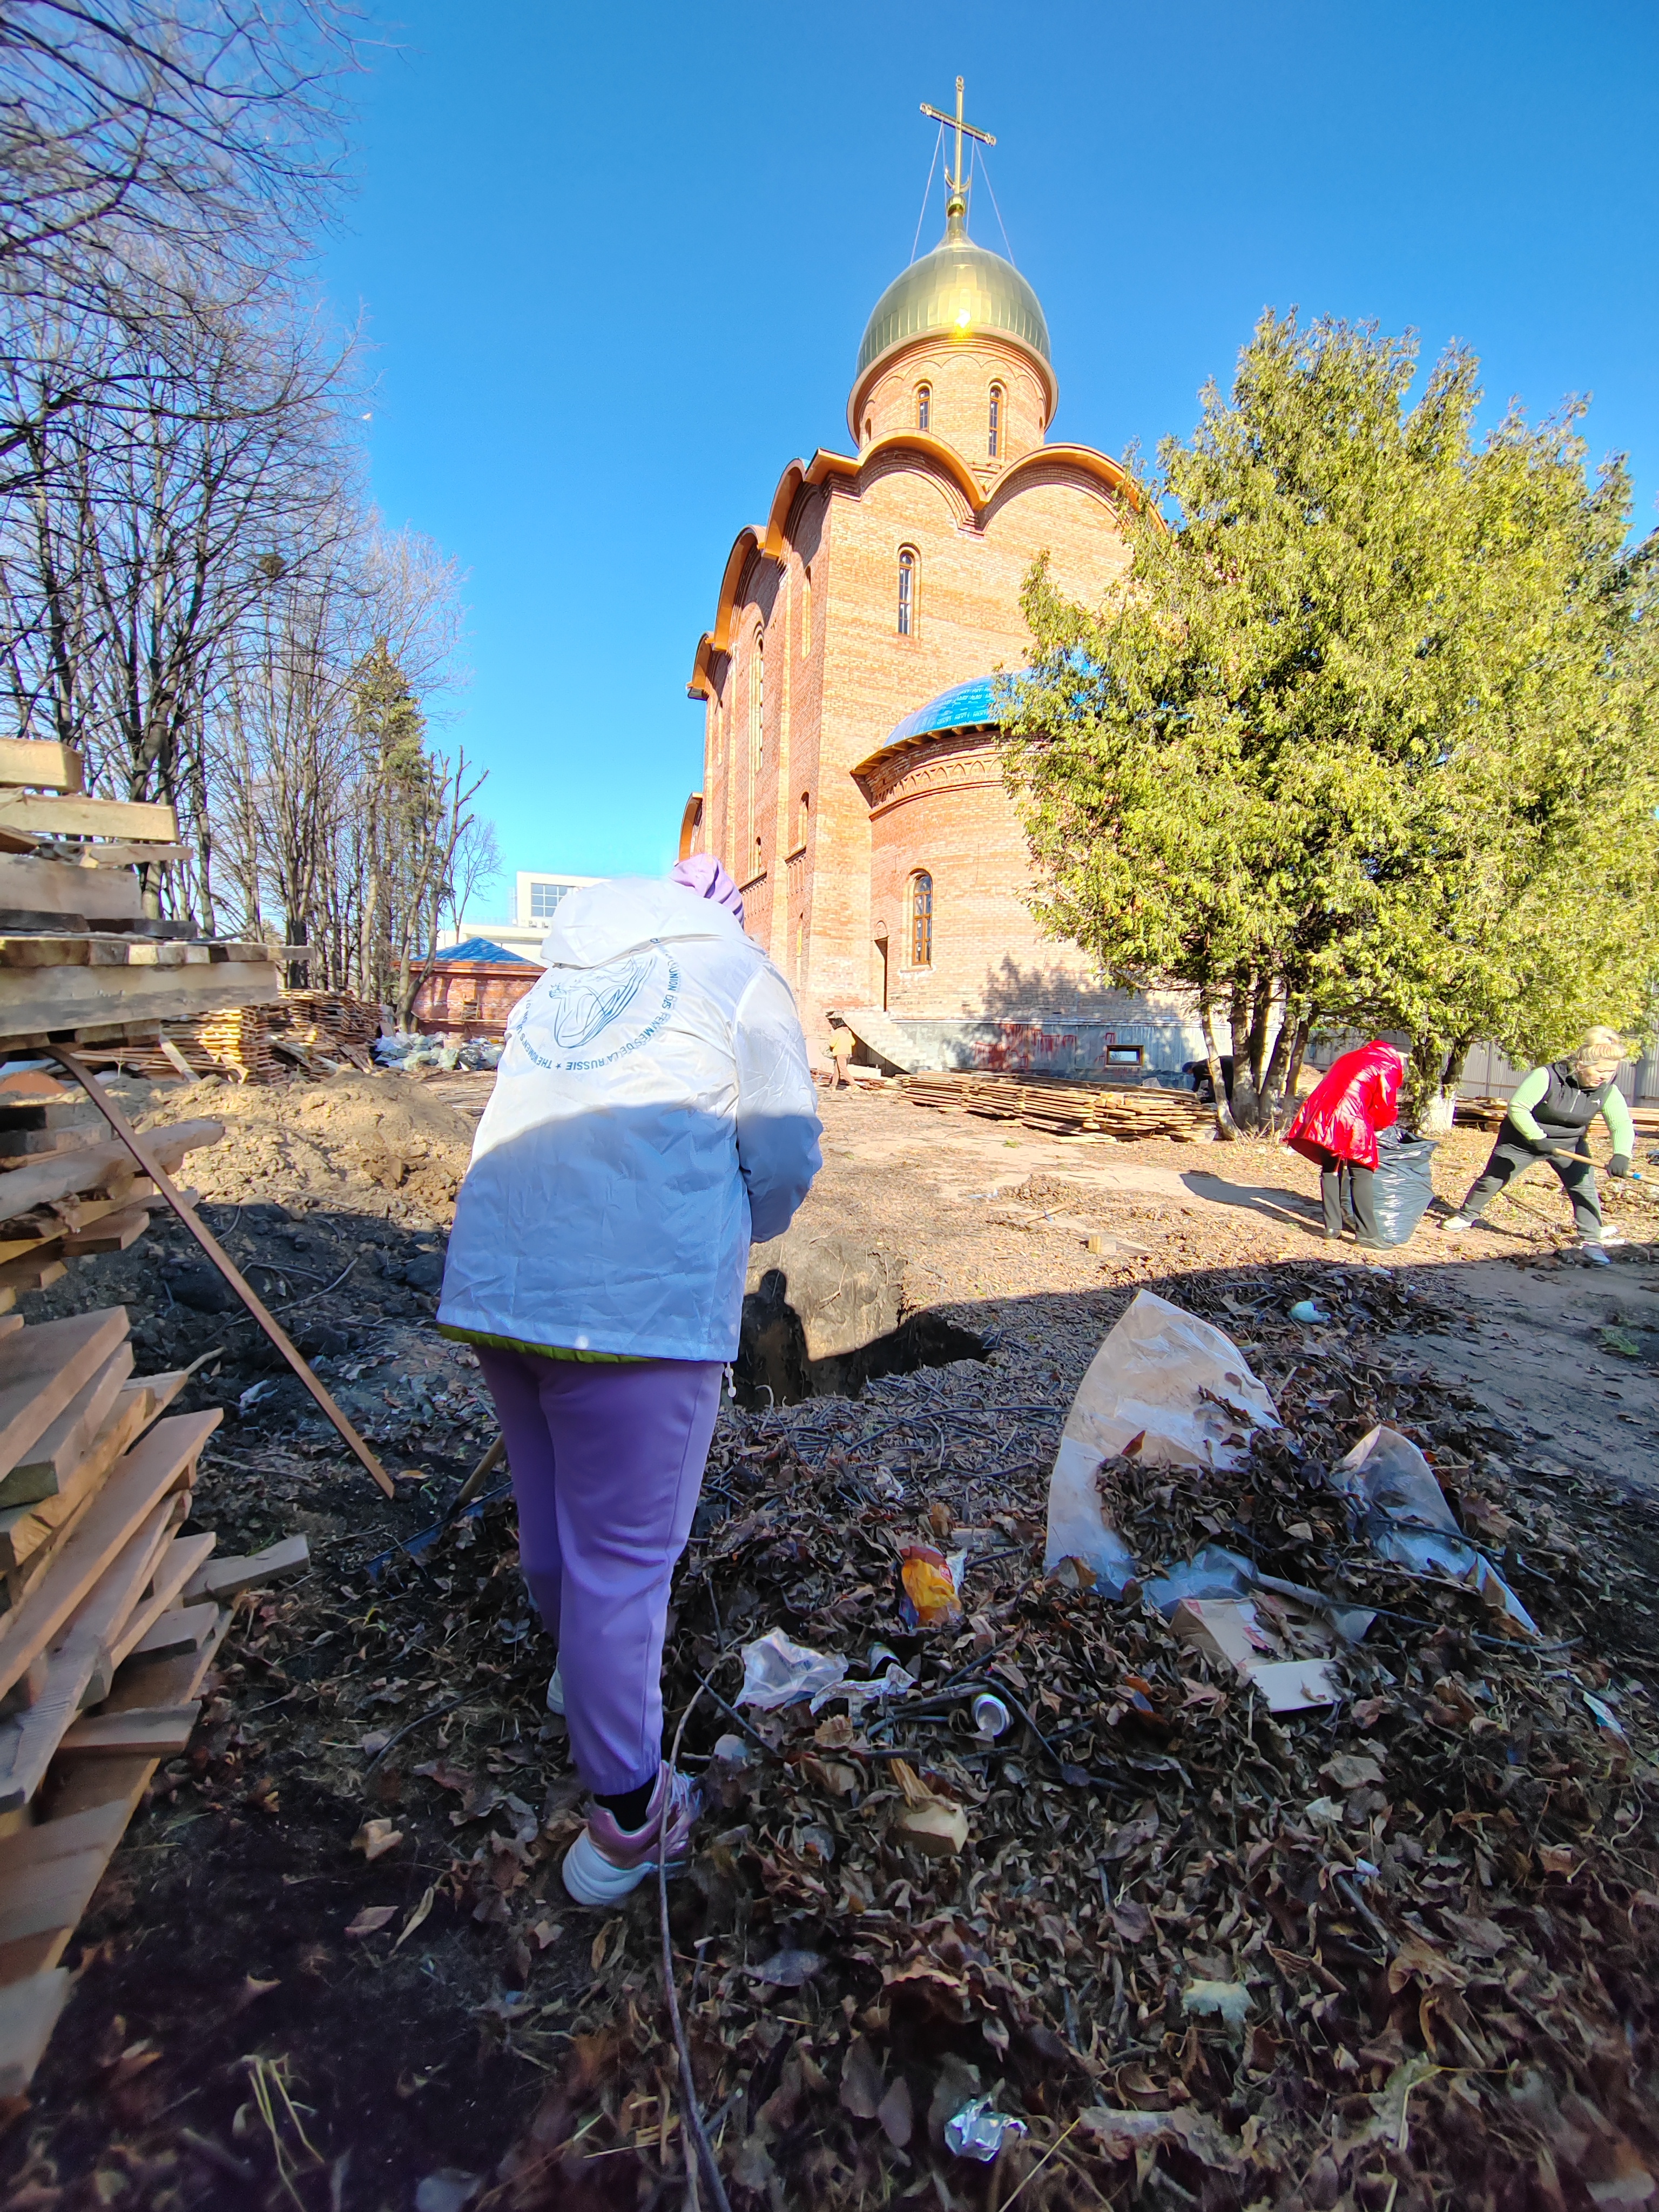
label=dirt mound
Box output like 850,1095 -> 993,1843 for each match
133,1071 -> 477,1222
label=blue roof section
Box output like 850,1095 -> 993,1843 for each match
430,937 -> 532,965
884,672 -> 1008,747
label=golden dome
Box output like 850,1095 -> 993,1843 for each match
855,203 -> 1052,388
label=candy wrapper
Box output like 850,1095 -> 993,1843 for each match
944,2097 -> 1028,2161
899,1543 -> 965,1629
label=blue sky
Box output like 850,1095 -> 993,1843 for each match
323,0 -> 1658,913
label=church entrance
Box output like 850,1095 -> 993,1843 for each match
874,933 -> 889,1010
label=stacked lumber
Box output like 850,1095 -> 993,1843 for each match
114,987 -> 382,1084
1455,1094 -> 1659,1138
0,1302 -> 309,2091
0,739 -> 281,1054
902,1070 -> 1210,1141
0,1073 -> 222,1310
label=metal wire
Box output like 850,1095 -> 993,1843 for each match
973,143 -> 1016,260
911,122 -> 943,261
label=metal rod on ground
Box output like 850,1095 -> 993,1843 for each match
49,1047 -> 397,1500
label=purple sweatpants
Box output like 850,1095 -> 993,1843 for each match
475,1347 -> 723,1796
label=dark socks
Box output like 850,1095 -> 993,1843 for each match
596,1779 -> 655,1832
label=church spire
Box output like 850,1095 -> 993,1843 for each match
919,76 -> 994,233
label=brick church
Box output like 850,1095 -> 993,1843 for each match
681,92 -> 1199,1078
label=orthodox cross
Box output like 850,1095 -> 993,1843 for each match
920,76 -> 995,198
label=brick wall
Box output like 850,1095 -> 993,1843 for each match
413,961 -> 539,1038
690,320 -> 1132,1060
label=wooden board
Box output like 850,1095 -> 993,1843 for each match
0,1311 -> 129,1488
68,1493 -> 187,1708
110,1537 -> 215,1669
59,1205 -> 149,1257
0,1343 -> 134,1508
55,1706 -> 197,1759
0,1970 -> 70,2094
0,1413 -> 219,1700
0,859 -> 141,922
0,1392 -> 153,1575
0,743 -> 80,795
0,1120 -> 220,1226
0,1844 -> 110,1946
184,1534 -> 308,1602
126,1600 -> 218,1662
0,961 -> 282,1044
0,795 -> 176,843
0,1123 -> 102,1162
0,1643 -> 101,1813
0,1796 -> 130,1877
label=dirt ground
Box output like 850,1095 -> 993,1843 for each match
1,1069 -> 1655,2210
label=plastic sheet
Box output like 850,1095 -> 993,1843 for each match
1331,1426 -> 1538,1636
1141,1544 -> 1257,1616
1044,1293 -> 1279,1594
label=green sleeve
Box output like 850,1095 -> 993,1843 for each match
1506,1065 -> 1550,1144
1602,1086 -> 1635,1156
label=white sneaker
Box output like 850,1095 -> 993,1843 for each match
1583,1243 -> 1613,1267
1441,1215 -> 1471,1235
547,1665 -> 565,1716
560,1766 -> 701,1906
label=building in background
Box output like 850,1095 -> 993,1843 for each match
682,100 -> 1201,1078
450,871 -> 602,965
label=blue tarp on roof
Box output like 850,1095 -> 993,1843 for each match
884,672 -> 1006,747
429,938 -> 532,965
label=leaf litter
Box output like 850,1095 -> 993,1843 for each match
2,1252 -> 1656,2209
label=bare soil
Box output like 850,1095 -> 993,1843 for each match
0,1072 -> 1654,2210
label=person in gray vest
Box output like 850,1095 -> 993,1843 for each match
1442,1028 -> 1635,1266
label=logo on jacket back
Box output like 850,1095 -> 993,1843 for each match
508,948 -> 680,1074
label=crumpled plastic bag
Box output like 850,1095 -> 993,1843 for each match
738,1628 -> 914,1714
1044,1292 -> 1279,1595
1331,1426 -> 1537,1637
899,1543 -> 966,1628
738,1629 -> 848,1710
944,2096 -> 1029,2161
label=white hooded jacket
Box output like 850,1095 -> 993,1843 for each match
437,876 -> 822,1362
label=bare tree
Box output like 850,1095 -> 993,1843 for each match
443,811 -> 500,944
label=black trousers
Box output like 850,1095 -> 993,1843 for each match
1462,1135 -> 1601,1237
1321,1162 -> 1378,1242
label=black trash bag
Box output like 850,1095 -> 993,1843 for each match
1371,1129 -> 1439,1246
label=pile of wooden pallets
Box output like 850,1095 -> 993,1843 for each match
902,1070 -> 1210,1141
93,989 -> 383,1084
0,1071 -> 223,1307
0,1301 -> 308,2093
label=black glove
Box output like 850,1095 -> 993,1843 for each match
1609,1154 -> 1633,1178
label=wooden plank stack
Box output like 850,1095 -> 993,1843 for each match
902,1070 -> 1210,1141
0,1071 -> 223,1308
0,739 -> 281,1054
0,1300 -> 310,2090
1455,1093 -> 1659,1139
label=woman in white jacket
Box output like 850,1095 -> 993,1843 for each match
437,858 -> 821,1904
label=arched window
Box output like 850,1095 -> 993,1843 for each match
754,835 -> 763,878
988,384 -> 1004,460
909,871 -> 933,967
897,548 -> 916,636
797,790 -> 810,848
916,384 -> 931,431
800,568 -> 812,656
863,413 -> 872,446
749,631 -> 764,771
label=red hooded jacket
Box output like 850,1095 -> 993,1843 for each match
1285,1042 -> 1405,1171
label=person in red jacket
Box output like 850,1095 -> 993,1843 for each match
1285,1041 -> 1407,1248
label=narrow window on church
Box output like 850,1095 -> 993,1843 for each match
910,871 -> 933,967
800,569 -> 812,656
897,548 -> 915,636
988,384 -> 1003,460
755,835 -> 763,878
750,632 -> 764,772
797,791 -> 810,848
916,384 -> 931,431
